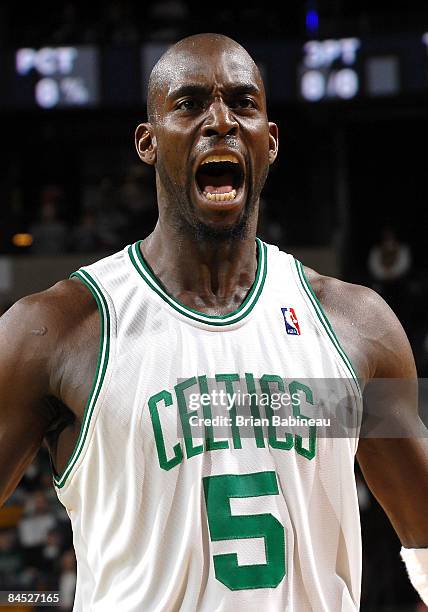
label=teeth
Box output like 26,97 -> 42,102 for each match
204,189 -> 237,201
201,154 -> 239,165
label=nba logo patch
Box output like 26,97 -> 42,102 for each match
281,307 -> 301,335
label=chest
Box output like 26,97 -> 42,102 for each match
97,306 -> 355,469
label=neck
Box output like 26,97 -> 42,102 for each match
140,218 -> 259,316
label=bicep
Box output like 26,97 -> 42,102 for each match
0,300 -> 54,506
356,292 -> 428,547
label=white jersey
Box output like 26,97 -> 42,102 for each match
53,238 -> 363,612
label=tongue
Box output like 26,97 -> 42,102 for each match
198,172 -> 234,194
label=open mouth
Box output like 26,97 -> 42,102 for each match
195,155 -> 244,202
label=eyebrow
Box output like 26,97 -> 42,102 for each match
167,82 -> 261,100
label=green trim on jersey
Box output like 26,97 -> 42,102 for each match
128,238 -> 268,326
53,269 -> 111,489
295,259 -> 362,397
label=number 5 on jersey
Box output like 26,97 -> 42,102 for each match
203,471 -> 286,590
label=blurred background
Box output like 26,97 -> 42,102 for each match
0,0 -> 427,610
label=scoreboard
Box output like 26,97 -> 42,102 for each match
2,32 -> 428,109
7,46 -> 99,109
15,46 -> 99,108
297,33 -> 428,102
298,38 -> 361,101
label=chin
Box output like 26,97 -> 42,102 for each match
190,195 -> 251,242
193,219 -> 249,242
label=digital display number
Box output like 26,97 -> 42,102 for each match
299,38 -> 361,102
15,46 -> 99,108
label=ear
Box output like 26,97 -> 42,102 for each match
135,123 -> 157,165
268,122 -> 279,165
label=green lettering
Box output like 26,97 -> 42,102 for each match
289,380 -> 316,460
216,373 -> 242,449
175,377 -> 204,459
148,390 -> 183,471
260,374 -> 293,450
198,375 -> 229,451
244,373 -> 265,448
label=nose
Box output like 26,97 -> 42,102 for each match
202,99 -> 238,138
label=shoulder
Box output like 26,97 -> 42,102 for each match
304,265 -> 381,322
302,265 -> 416,381
2,277 -> 98,337
0,278 -> 99,393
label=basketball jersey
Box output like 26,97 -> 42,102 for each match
53,238 -> 363,612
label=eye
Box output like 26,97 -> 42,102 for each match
229,97 -> 257,110
176,99 -> 201,111
240,97 -> 256,108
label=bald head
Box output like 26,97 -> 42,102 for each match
147,33 -> 265,124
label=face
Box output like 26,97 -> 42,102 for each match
136,42 -> 278,239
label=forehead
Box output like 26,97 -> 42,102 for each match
162,46 -> 261,95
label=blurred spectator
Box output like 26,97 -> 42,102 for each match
30,187 -> 67,255
0,448 -> 75,596
86,176 -> 128,249
40,527 -> 64,574
367,226 -> 412,317
368,226 -> 411,284
71,209 -> 102,252
0,529 -> 24,589
18,490 -> 57,566
120,164 -> 154,216
59,548 -> 77,611
118,164 -> 157,243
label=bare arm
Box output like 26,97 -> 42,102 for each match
355,289 -> 428,547
0,295 -> 57,505
0,279 -> 98,507
307,267 -> 428,547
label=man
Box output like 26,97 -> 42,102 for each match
0,33 -> 427,611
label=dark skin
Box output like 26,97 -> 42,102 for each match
0,34 -> 427,554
